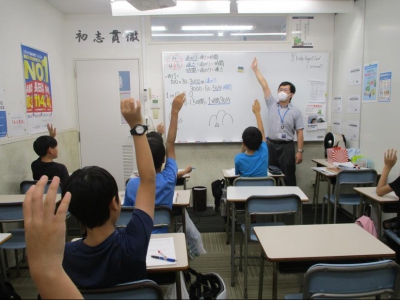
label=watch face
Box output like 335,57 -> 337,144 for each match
136,126 -> 145,134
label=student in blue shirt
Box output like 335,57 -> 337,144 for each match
124,93 -> 186,234
235,99 -> 269,177
61,98 -> 156,289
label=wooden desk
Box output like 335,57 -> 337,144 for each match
354,187 -> 399,239
147,232 -> 189,299
119,189 -> 191,233
254,223 -> 395,299
226,186 -> 309,287
0,233 -> 12,281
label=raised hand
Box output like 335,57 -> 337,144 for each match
384,148 -> 398,169
252,99 -> 261,115
121,98 -> 143,128
47,123 -> 56,137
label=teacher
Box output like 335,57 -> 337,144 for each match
251,57 -> 304,186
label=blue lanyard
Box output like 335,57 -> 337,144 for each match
278,106 -> 289,127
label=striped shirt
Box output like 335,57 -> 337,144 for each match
264,94 -> 304,141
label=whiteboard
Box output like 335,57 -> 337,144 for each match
162,52 -> 329,143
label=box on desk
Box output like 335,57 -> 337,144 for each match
327,147 -> 349,164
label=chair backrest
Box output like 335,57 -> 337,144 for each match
116,206 -> 172,232
233,176 -> 276,187
303,260 -> 400,299
246,194 -> 301,217
335,169 -> 377,193
20,180 -> 62,194
0,203 -> 24,223
80,279 -> 163,299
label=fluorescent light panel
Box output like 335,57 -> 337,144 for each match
112,0 -> 230,16
182,25 -> 254,31
230,32 -> 286,36
151,26 -> 167,31
152,33 -> 215,37
237,0 -> 354,14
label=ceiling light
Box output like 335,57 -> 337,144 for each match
111,0 -> 231,16
218,32 -> 224,37
151,26 -> 167,31
237,0 -> 353,14
152,33 -> 215,37
182,25 -> 253,31
230,32 -> 286,36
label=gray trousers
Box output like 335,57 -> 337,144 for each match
267,140 -> 296,186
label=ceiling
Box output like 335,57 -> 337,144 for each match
43,0 -> 353,15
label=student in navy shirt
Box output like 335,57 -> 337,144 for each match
62,98 -> 156,289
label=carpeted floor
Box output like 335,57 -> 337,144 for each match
6,205 -> 364,299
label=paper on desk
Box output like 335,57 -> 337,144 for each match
173,191 -> 179,203
146,237 -> 177,267
333,162 -> 355,168
225,168 -> 236,177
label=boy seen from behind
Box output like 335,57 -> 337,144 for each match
31,123 -> 69,185
62,98 -> 156,289
235,99 -> 269,177
124,93 -> 186,234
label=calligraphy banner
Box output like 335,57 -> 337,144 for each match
21,45 -> 53,134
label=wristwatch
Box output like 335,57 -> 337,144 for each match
130,124 -> 148,136
298,149 -> 304,153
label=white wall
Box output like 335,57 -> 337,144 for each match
0,0 -> 80,194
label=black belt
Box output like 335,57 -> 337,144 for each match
269,139 -> 293,144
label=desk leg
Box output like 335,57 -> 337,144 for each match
377,204 -> 383,240
325,181 -> 332,224
182,207 -> 187,234
272,262 -> 277,299
230,202 -> 236,287
313,174 -> 321,224
183,179 -> 187,190
226,202 -> 230,245
312,171 -> 319,211
176,271 -> 182,299
0,249 -> 7,281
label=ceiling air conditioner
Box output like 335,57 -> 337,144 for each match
126,0 -> 177,11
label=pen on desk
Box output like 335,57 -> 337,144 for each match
174,192 -> 179,203
151,255 -> 177,263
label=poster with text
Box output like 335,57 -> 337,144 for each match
292,16 -> 314,48
362,62 -> 378,102
21,45 -> 53,134
378,71 -> 392,103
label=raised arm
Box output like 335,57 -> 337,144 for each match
121,98 -> 156,219
177,165 -> 192,178
252,99 -> 266,141
376,149 -> 397,196
251,57 -> 271,99
156,122 -> 165,137
23,176 -> 82,299
47,123 -> 56,138
166,93 -> 186,159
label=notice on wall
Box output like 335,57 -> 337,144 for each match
362,62 -> 378,102
292,16 -> 314,48
119,71 -> 132,125
348,66 -> 361,86
332,119 -> 342,134
9,113 -> 26,137
332,95 -> 342,113
347,121 -> 360,141
347,95 -> 360,114
21,45 -> 53,134
305,103 -> 327,131
378,71 -> 392,103
309,80 -> 326,102
0,88 -> 7,138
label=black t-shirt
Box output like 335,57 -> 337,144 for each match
389,176 -> 400,197
31,158 -> 69,186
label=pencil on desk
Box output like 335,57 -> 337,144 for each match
174,192 -> 179,203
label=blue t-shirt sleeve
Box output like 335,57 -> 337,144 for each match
163,158 -> 178,183
124,177 -> 140,206
234,155 -> 240,175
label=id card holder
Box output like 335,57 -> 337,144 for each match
278,133 -> 287,139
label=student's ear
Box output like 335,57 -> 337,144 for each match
109,196 -> 119,211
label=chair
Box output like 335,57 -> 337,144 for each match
323,169 -> 377,224
117,206 -> 173,233
80,279 -> 163,299
20,180 -> 61,194
0,203 -> 25,279
284,260 -> 400,299
247,194 -> 302,300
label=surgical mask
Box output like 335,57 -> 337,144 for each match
278,91 -> 288,102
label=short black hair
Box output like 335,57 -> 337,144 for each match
242,126 -> 262,151
146,131 -> 163,143
279,81 -> 296,94
33,136 -> 57,157
62,166 -> 119,229
147,136 -> 165,171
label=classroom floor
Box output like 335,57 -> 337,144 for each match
7,205 -> 385,299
